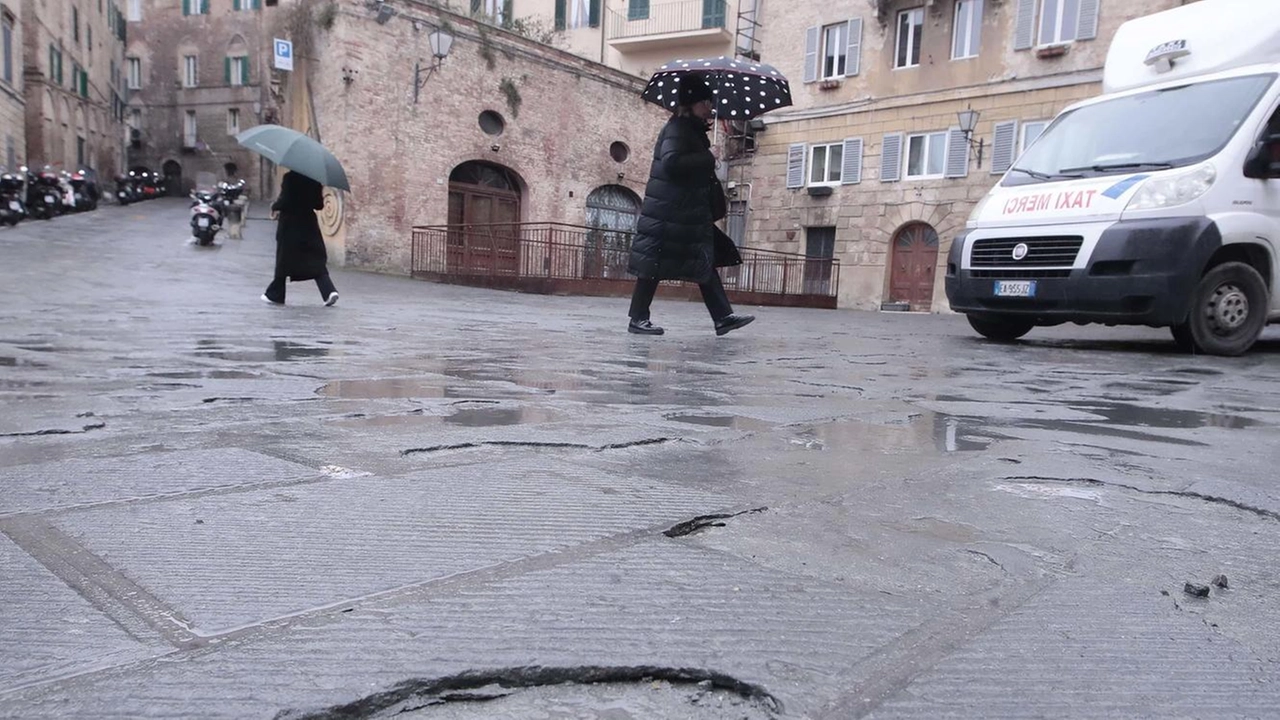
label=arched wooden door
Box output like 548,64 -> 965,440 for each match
584,184 -> 640,279
447,161 -> 523,275
887,222 -> 940,311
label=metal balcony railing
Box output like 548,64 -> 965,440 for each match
607,0 -> 729,42
411,222 -> 838,309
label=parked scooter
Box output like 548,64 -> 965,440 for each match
26,168 -> 64,220
114,173 -> 136,205
68,170 -> 99,212
189,188 -> 222,246
0,169 -> 27,225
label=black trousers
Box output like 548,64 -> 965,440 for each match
629,271 -> 732,322
264,272 -> 336,303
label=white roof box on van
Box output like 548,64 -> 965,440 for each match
1103,0 -> 1280,94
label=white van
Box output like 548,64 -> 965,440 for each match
946,0 -> 1280,355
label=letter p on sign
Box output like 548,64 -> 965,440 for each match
273,39 -> 294,71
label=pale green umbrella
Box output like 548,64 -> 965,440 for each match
235,124 -> 350,192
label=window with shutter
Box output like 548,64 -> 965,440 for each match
991,120 -> 1018,173
554,0 -> 565,30
880,133 -> 903,182
1077,0 -> 1098,40
845,18 -> 862,77
786,143 -> 806,189
224,57 -> 231,84
1013,0 -> 1035,50
588,0 -> 600,28
952,0 -> 982,59
803,26 -> 819,83
809,143 -> 844,185
944,128 -> 969,178
841,138 -> 863,184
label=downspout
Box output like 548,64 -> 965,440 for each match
598,0 -> 607,66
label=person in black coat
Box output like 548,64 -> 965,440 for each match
626,73 -> 754,336
260,171 -> 339,306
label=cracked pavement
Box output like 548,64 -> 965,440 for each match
2,201 -> 1280,718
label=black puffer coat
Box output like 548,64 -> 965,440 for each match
271,171 -> 328,282
628,115 -> 716,284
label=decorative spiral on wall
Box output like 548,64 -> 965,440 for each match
319,187 -> 345,239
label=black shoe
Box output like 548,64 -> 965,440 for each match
628,319 -> 665,335
715,314 -> 755,336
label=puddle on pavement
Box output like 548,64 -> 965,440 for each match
791,414 -> 997,454
996,482 -> 1104,503
318,378 -> 448,399
664,413 -> 774,431
147,370 -> 263,380
444,407 -> 555,427
193,341 -> 331,363
931,396 -> 1260,431
0,356 -> 48,368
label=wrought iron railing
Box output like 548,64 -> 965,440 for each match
410,222 -> 838,308
607,0 -> 729,42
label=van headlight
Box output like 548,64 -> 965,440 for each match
966,192 -> 993,228
1125,163 -> 1216,212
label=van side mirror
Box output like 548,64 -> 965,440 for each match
1244,133 -> 1280,179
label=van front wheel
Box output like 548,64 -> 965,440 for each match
966,314 -> 1036,342
1186,262 -> 1268,356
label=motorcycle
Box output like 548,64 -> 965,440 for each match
68,170 -> 99,212
114,173 -> 137,205
26,169 -> 63,220
0,170 -> 27,226
189,189 -> 222,246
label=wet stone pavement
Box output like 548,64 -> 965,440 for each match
2,200 -> 1280,719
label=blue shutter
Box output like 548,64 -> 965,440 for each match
880,133 -> 903,182
841,138 -> 863,184
1013,0 -> 1035,50
945,128 -> 969,178
991,120 -> 1018,174
1078,0 -> 1099,40
803,25 -> 819,83
554,0 -> 565,29
845,18 -> 862,77
786,143 -> 806,189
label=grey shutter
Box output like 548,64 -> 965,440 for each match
841,137 -> 863,184
1077,0 -> 1099,40
803,25 -> 819,83
786,143 -> 806,188
945,127 -> 969,178
880,133 -> 903,182
845,18 -> 862,77
991,120 -> 1018,174
1014,0 -> 1035,50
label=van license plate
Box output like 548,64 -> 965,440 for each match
994,280 -> 1036,298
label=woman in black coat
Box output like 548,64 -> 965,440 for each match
261,171 -> 339,306
626,73 -> 754,336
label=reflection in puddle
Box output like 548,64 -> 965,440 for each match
793,414 -> 996,454
0,356 -> 48,368
444,407 -> 541,427
930,396 -> 1260,431
318,378 -> 447,399
192,341 -> 331,363
665,413 -> 773,431
148,370 -> 262,379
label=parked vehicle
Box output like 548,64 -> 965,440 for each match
946,0 -> 1280,356
68,170 -> 100,212
26,169 -> 63,220
0,169 -> 27,226
189,189 -> 222,246
114,173 -> 137,205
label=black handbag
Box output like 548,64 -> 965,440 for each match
713,227 -> 742,268
710,176 -> 728,221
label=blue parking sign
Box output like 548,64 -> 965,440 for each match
273,38 -> 293,71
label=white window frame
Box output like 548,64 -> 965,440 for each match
952,0 -> 982,60
1020,120 -> 1049,154
183,110 -> 198,147
127,0 -> 141,21
183,55 -> 197,87
895,8 -> 924,69
821,22 -> 847,80
905,131 -> 948,179
126,56 -> 141,89
1039,0 -> 1080,46
808,142 -> 844,186
227,108 -> 240,135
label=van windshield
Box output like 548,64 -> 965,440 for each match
1003,74 -> 1275,186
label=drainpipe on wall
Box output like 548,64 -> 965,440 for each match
598,0 -> 607,66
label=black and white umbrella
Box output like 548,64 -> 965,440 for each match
641,56 -> 793,120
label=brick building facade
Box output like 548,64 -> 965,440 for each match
22,0 -> 127,176
281,0 -> 665,273
124,0 -> 273,196
737,0 -> 1190,311
0,1 -> 24,170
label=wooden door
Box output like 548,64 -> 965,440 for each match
447,184 -> 520,275
887,223 -> 939,311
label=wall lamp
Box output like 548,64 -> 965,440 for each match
957,104 -> 984,168
413,28 -> 454,104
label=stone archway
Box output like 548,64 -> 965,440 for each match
887,222 -> 940,311
447,160 -> 524,275
162,159 -> 183,196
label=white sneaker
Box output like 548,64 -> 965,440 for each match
324,292 -> 339,307
261,294 -> 284,305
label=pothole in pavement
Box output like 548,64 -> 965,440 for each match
282,668 -> 780,720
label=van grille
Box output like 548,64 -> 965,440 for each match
971,236 -> 1083,268
971,269 -> 1072,279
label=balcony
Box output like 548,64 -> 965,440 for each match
607,0 -> 733,54
411,222 -> 838,309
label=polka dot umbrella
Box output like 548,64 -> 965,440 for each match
641,56 -> 793,120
